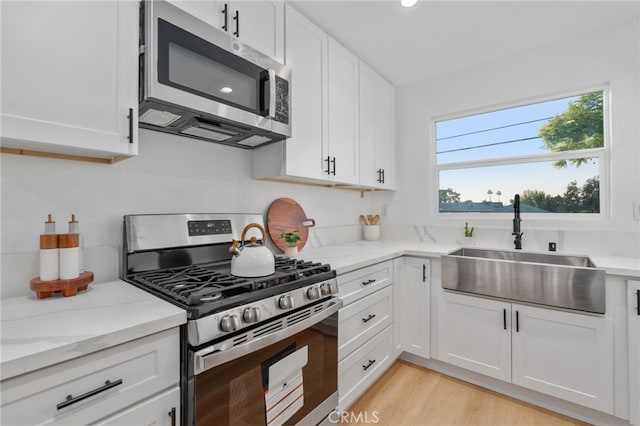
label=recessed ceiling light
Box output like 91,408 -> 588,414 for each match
401,0 -> 417,7
220,87 -> 233,94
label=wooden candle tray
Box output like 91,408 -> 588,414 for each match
30,271 -> 94,299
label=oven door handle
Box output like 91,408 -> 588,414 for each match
194,298 -> 342,374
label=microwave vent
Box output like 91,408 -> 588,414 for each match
139,108 -> 181,127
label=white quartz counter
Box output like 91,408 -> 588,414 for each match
0,280 -> 186,381
300,240 -> 640,278
2,240 -> 637,382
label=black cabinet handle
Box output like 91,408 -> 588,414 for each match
362,314 -> 376,323
169,407 -> 176,426
221,3 -> 228,31
362,359 -> 376,371
57,379 -> 123,410
503,308 -> 507,330
127,108 -> 134,144
422,264 -> 426,282
331,157 -> 336,175
637,289 -> 640,316
516,311 -> 520,332
325,156 -> 331,175
233,10 -> 239,37
381,169 -> 385,184
377,169 -> 383,183
362,279 -> 376,286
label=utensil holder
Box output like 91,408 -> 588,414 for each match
363,225 -> 380,241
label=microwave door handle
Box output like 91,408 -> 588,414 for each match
268,68 -> 276,119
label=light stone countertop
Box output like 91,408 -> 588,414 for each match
0,280 -> 186,381
2,240 -> 637,382
300,240 -> 640,278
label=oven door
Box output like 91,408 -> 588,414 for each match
188,298 -> 340,426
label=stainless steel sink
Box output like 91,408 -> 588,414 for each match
441,248 -> 605,313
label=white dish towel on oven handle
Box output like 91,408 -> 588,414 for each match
265,346 -> 309,426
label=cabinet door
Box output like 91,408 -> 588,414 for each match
374,75 -> 395,188
96,387 -> 180,426
359,62 -> 395,189
327,38 -> 360,185
359,62 -> 377,188
399,258 -> 430,358
437,291 -> 511,381
1,1 -> 138,160
230,1 -> 284,62
511,304 -> 614,414
281,5 -> 328,181
629,281 -> 640,425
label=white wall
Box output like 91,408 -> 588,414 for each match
389,20 -> 640,256
1,130 -> 383,298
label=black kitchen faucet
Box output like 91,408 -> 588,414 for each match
512,194 -> 523,249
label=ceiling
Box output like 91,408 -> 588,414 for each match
288,1 -> 640,87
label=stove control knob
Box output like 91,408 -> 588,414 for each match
243,307 -> 261,323
320,282 -> 333,296
219,315 -> 240,332
278,294 -> 295,310
307,286 -> 320,300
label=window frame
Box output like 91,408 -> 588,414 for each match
430,86 -> 610,221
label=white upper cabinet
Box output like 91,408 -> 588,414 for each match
0,1 -> 138,162
279,5 -> 328,181
326,38 -> 360,185
359,62 -> 395,189
168,0 -> 284,62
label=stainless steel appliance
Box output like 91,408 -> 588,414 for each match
122,214 -> 340,425
139,1 -> 291,148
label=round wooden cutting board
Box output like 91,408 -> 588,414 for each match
267,198 -> 316,253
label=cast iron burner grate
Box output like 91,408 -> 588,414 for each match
131,265 -> 257,306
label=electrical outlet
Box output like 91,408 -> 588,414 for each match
634,201 -> 640,221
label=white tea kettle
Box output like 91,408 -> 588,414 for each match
229,223 -> 275,277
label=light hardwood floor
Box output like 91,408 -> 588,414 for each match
344,360 -> 589,426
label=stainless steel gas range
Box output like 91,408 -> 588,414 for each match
122,213 -> 341,426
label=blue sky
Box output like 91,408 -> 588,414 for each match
436,94 -> 600,203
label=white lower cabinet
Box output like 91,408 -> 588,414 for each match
438,291 -> 614,414
629,280 -> 640,425
337,261 -> 394,411
396,257 -> 430,359
95,387 -> 180,426
0,328 -> 180,425
338,326 -> 393,412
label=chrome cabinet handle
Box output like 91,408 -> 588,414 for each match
362,359 -> 376,371
56,379 -> 123,410
362,314 -> 376,323
362,279 -> 376,286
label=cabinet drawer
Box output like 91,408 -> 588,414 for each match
339,286 -> 392,359
338,325 -> 393,411
95,386 -> 180,426
1,328 -> 179,426
338,260 -> 393,306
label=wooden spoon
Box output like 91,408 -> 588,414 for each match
359,214 -> 369,225
367,215 -> 375,224
373,215 -> 380,225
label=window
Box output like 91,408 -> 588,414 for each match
435,90 -> 605,215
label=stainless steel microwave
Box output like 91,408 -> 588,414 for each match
139,0 -> 291,148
